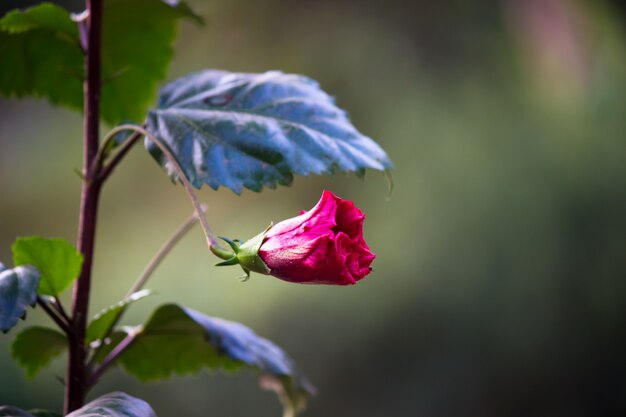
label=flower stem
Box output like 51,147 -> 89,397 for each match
52,296 -> 72,324
37,297 -> 71,335
67,0 -> 103,412
87,328 -> 138,388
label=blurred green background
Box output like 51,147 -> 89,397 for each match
1,0 -> 626,416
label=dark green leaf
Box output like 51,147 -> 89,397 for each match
0,265 -> 40,332
0,3 -> 75,35
0,1 -> 202,125
90,330 -> 127,366
0,3 -> 83,110
100,0 -> 203,124
29,411 -> 61,417
86,289 -> 152,343
11,326 -> 66,379
146,70 -> 393,193
12,237 -> 83,296
65,392 -> 156,417
116,304 -> 315,416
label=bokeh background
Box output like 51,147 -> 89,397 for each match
1,0 -> 626,416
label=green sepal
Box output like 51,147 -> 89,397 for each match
219,237 -> 240,253
215,257 -> 239,267
209,245 -> 235,261
236,224 -> 272,275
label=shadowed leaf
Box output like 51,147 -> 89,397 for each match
29,411 -> 62,417
11,326 -> 66,379
114,304 -> 315,416
0,1 -> 202,124
0,3 -> 83,110
99,0 -> 203,124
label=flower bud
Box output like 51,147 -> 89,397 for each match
216,190 -> 375,285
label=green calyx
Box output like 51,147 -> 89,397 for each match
210,224 -> 272,278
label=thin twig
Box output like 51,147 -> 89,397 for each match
87,209 -> 203,370
127,209 -> 203,297
52,296 -> 72,323
37,297 -> 72,335
87,329 -> 138,388
94,126 -> 143,180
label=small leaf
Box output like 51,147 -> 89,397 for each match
65,392 -> 156,417
12,237 -> 83,296
145,70 -> 393,193
0,265 -> 40,332
87,289 -> 152,343
0,1 -> 202,125
11,326 -> 67,379
114,304 -> 315,416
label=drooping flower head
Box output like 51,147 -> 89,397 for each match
214,190 -> 375,285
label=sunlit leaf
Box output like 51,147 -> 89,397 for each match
11,326 -> 66,379
146,70 -> 393,193
12,237 -> 83,296
0,264 -> 40,333
86,289 -> 152,343
0,1 -> 202,124
114,304 -> 316,416
65,392 -> 156,417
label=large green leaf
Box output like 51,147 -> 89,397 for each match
11,326 -> 67,379
12,237 -> 83,296
100,0 -> 203,124
0,1 -> 202,124
65,392 -> 156,417
145,70 -> 393,193
113,304 -> 315,416
86,289 -> 152,343
0,264 -> 40,333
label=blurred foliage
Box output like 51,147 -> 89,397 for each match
1,0 -> 625,416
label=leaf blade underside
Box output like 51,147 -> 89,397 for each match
146,70 -> 393,193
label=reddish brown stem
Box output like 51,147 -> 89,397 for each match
65,0 -> 103,413
37,297 -> 72,335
